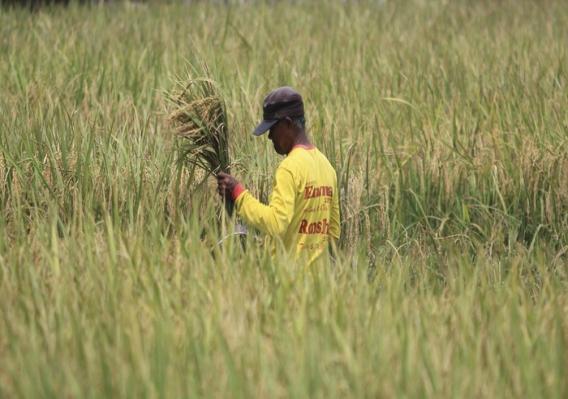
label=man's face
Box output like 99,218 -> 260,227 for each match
268,118 -> 295,155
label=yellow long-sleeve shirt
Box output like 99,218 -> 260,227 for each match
232,145 -> 340,265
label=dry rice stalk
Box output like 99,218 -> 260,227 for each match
166,70 -> 233,216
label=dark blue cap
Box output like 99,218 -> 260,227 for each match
253,87 -> 304,136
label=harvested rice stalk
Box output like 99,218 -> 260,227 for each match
166,72 -> 234,216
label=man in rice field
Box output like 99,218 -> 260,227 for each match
216,87 -> 340,264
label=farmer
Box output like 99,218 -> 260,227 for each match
216,87 -> 340,264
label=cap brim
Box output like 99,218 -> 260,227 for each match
253,119 -> 278,136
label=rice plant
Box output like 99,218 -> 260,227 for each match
0,1 -> 566,398
166,68 -> 234,215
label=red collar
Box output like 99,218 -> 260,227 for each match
292,144 -> 315,150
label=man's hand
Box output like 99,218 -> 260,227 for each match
216,172 -> 239,199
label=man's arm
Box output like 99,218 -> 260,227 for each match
217,167 -> 296,238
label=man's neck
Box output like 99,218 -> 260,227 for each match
293,132 -> 311,147
285,131 -> 313,155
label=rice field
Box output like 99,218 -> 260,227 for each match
0,0 -> 567,397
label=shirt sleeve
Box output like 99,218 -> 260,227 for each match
234,166 -> 297,238
329,174 -> 341,240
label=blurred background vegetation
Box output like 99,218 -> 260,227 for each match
0,1 -> 566,397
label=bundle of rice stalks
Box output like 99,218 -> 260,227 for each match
166,72 -> 234,216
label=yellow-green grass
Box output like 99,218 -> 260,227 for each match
0,1 -> 567,397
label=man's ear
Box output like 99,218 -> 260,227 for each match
283,117 -> 295,130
